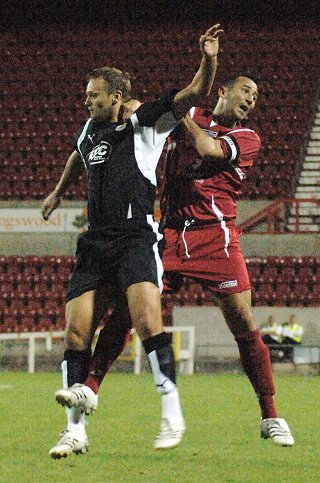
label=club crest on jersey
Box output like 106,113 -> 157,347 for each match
88,141 -> 112,164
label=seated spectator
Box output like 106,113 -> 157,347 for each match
260,315 -> 283,345
281,314 -> 304,361
260,315 -> 284,362
282,314 -> 304,345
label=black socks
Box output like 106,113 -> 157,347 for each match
142,332 -> 176,385
63,349 -> 92,387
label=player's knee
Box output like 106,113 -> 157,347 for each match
228,307 -> 256,335
235,302 -> 254,323
64,325 -> 91,352
135,321 -> 156,340
132,309 -> 163,339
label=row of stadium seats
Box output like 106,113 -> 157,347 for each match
1,255 -> 319,274
0,165 -> 298,201
0,256 -> 319,333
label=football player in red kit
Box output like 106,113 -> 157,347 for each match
160,75 -> 294,446
161,76 -> 261,293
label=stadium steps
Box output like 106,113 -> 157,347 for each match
288,100 -> 320,232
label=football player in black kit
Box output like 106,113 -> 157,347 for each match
42,24 -> 223,459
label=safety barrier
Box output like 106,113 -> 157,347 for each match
0,326 -> 196,375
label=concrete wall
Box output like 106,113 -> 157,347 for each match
173,306 -> 320,348
1,232 -> 319,257
241,233 -> 320,257
236,200 -> 270,224
0,233 -> 78,256
0,200 -> 81,256
0,200 -> 319,256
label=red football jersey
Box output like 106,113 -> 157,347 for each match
161,107 -> 261,226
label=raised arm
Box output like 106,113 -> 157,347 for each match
173,23 -> 223,119
41,150 -> 84,220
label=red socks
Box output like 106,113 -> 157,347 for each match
235,329 -> 278,419
85,307 -> 132,394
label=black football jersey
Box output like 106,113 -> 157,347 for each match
76,89 -> 179,230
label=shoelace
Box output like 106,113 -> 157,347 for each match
58,430 -> 80,448
157,419 -> 184,439
269,423 -> 289,436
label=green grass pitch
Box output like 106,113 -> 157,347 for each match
0,373 -> 318,482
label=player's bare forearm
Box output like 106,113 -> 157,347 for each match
173,23 -> 223,118
173,57 -> 217,118
41,150 -> 83,220
54,150 -> 83,197
179,55 -> 218,102
183,115 -> 224,161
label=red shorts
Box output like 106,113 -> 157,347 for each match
162,222 -> 251,295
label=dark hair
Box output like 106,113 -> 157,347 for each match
87,66 -> 132,101
221,75 -> 257,89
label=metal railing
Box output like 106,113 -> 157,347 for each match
0,326 -> 196,375
239,198 -> 320,234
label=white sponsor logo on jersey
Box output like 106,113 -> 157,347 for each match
204,129 -> 218,138
88,141 -> 112,164
218,280 -> 238,289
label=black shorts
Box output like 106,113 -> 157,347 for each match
67,226 -> 163,302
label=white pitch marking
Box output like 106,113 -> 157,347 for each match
0,384 -> 13,391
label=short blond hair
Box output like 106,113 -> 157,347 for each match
87,66 -> 132,101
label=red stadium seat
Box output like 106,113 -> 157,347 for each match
290,284 -> 312,306
273,284 -> 292,306
279,266 -> 296,280
35,313 -> 56,331
54,316 -> 66,330
253,283 -> 275,306
261,266 -> 279,284
1,316 -> 19,333
247,265 -> 263,284
294,267 -> 314,284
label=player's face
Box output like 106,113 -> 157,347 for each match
223,77 -> 258,122
85,77 -> 115,121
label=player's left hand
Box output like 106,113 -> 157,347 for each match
123,99 -> 141,121
200,23 -> 224,57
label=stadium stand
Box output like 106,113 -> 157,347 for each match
0,256 -> 320,333
1,2 -> 319,343
0,21 -> 319,201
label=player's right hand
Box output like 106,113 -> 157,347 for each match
200,23 -> 224,58
123,99 -> 141,121
41,192 -> 61,220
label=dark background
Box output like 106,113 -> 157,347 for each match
1,0 -> 319,29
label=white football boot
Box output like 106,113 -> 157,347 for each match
49,429 -> 89,459
154,418 -> 186,450
55,383 -> 98,415
261,418 -> 294,446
